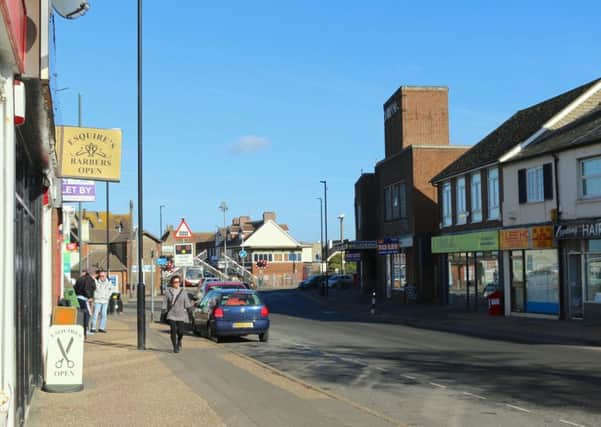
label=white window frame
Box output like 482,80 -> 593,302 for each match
456,177 -> 467,225
488,167 -> 500,220
526,166 -> 544,202
471,171 -> 482,223
442,182 -> 452,227
580,156 -> 601,199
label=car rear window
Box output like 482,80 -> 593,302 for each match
221,293 -> 261,306
207,284 -> 245,292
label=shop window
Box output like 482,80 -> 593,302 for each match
487,167 -> 500,220
525,250 -> 559,314
442,182 -> 452,226
586,240 -> 601,302
456,177 -> 467,224
471,172 -> 482,223
581,156 -> 601,198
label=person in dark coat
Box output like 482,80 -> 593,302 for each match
162,275 -> 192,353
74,270 -> 96,337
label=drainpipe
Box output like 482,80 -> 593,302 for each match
553,153 -> 565,320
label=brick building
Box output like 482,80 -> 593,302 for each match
354,86 -> 469,302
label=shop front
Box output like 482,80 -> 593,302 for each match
377,236 -> 412,299
500,226 -> 559,317
556,221 -> 601,321
432,230 -> 501,310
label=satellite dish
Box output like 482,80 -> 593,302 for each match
52,0 -> 90,19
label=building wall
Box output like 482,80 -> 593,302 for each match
355,174 -> 378,240
384,86 -> 449,157
0,65 -> 17,427
557,145 -> 601,220
502,154 -> 556,226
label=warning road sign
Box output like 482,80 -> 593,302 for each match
174,218 -> 193,239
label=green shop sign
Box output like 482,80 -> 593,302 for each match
431,231 -> 499,253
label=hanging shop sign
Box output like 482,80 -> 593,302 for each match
56,126 -> 123,182
377,238 -> 400,255
555,222 -> 601,240
431,230 -> 499,254
345,252 -> 361,262
500,226 -> 555,250
62,179 -> 96,202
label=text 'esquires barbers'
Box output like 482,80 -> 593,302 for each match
56,126 -> 123,182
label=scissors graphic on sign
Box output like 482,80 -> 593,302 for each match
55,337 -> 75,369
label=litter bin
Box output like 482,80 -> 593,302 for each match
487,291 -> 503,316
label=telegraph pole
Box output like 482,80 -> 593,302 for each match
320,180 -> 328,297
137,0 -> 146,350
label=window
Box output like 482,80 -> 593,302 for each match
274,253 -> 282,262
356,204 -> 362,231
519,163 -> 553,204
442,182 -> 452,226
384,182 -> 407,221
526,167 -> 544,202
471,172 -> 482,223
384,187 -> 392,221
488,167 -> 500,220
581,156 -> 601,198
456,177 -> 467,224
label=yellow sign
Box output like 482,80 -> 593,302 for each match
500,229 -> 529,250
532,226 -> 554,249
56,126 -> 122,182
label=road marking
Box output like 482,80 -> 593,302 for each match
559,419 -> 585,427
375,367 -> 387,372
340,357 -> 367,367
505,404 -> 531,413
429,382 -> 446,389
462,391 -> 486,400
402,374 -> 416,380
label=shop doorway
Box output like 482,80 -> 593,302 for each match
568,254 -> 583,318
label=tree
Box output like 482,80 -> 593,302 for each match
328,253 -> 357,274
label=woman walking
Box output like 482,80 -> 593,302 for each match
162,275 -> 192,353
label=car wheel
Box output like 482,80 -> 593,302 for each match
259,330 -> 269,342
207,322 -> 220,343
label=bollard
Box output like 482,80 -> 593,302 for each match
371,291 -> 376,315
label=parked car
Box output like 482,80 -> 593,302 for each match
196,280 -> 247,300
298,275 -> 327,290
327,274 -> 353,289
190,289 -> 270,342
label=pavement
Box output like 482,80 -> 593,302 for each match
26,311 -> 403,427
302,286 -> 601,346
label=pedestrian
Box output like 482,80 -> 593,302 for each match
90,269 -> 115,333
74,270 -> 96,337
162,275 -> 191,353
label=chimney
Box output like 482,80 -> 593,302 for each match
262,212 -> 276,223
239,216 -> 251,225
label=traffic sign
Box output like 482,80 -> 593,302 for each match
174,243 -> 194,267
174,218 -> 193,239
239,249 -> 247,258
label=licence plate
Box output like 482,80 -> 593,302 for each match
232,322 -> 253,328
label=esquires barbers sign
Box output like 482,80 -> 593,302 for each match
56,126 -> 123,182
555,222 -> 601,240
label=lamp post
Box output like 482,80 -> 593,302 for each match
159,204 -> 165,295
219,202 -> 228,277
320,180 -> 328,296
136,0 -> 146,350
317,197 -> 323,276
338,214 -> 345,274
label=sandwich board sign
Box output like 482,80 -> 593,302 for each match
174,218 -> 193,239
174,243 -> 194,267
43,325 -> 84,392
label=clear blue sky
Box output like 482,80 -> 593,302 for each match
52,1 -> 601,242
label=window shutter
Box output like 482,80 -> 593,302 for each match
518,169 -> 527,204
543,163 -> 553,200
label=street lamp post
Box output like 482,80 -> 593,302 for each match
317,197 -> 323,276
320,180 -> 328,297
136,0 -> 146,350
159,204 -> 165,295
219,202 -> 228,277
338,214 -> 345,275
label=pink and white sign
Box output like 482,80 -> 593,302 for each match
62,179 -> 96,202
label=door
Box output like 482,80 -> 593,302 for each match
568,254 -> 583,318
511,251 -> 525,312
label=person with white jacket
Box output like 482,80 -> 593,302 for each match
90,269 -> 116,333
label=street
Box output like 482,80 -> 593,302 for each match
211,289 -> 601,427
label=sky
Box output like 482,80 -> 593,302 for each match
52,1 -> 601,242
